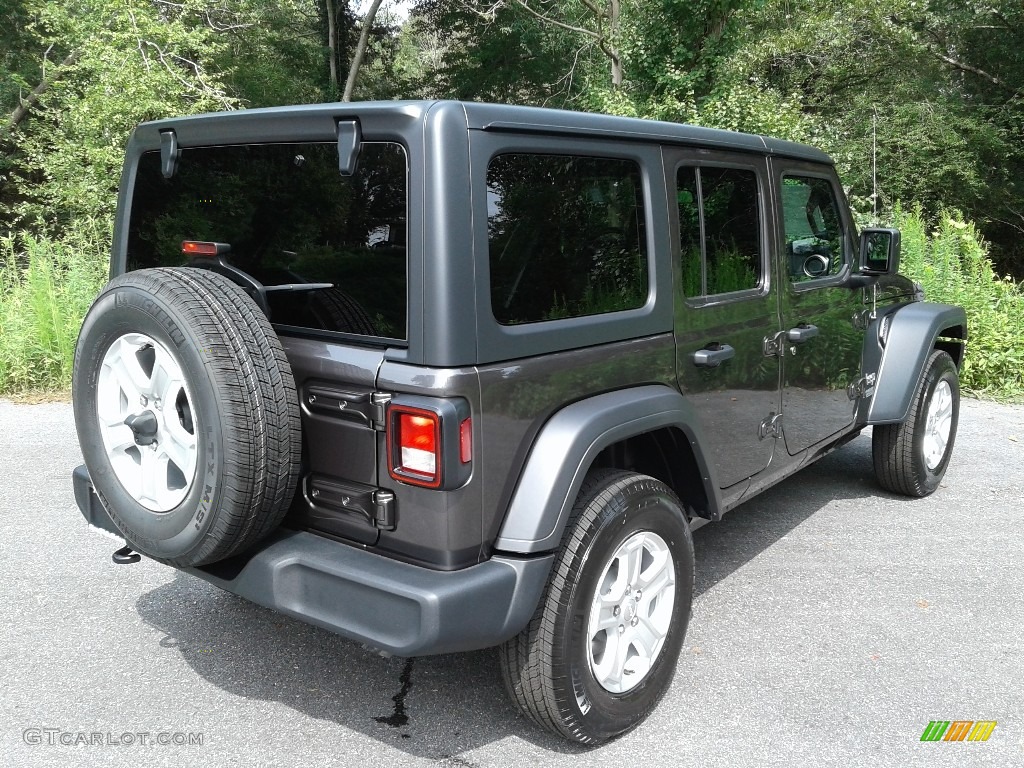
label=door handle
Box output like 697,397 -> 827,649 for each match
692,343 -> 735,368
786,324 -> 819,343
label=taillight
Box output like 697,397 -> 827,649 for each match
389,406 -> 442,487
386,398 -> 472,489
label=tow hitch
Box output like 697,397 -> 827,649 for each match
112,545 -> 140,565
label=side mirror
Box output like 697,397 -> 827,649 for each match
859,228 -> 901,275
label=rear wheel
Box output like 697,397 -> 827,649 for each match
498,470 -> 694,744
872,349 -> 959,496
73,267 -> 301,566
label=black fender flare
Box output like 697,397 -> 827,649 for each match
493,385 -> 720,554
867,302 -> 967,425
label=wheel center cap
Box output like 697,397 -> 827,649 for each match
622,598 -> 637,623
125,410 -> 159,446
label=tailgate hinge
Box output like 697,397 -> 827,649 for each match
373,490 -> 396,530
371,392 -> 392,430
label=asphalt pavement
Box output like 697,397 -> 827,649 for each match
1,397 -> 1021,767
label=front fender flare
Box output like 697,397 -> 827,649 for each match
867,302 -> 967,425
493,385 -> 720,554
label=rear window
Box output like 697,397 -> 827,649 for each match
127,142 -> 408,340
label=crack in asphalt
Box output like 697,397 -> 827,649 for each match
375,656 -> 414,730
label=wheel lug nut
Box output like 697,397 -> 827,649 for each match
635,589 -> 642,599
140,395 -> 148,407
613,606 -> 620,616
631,616 -> 639,627
618,625 -> 625,634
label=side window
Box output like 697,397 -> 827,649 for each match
677,166 -> 762,297
487,153 -> 648,325
780,176 -> 846,281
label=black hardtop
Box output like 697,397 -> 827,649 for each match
133,100 -> 833,165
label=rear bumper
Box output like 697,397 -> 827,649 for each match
73,465 -> 553,656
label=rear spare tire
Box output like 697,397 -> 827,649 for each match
73,267 -> 301,566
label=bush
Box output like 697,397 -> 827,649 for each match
895,204 -> 1024,399
0,225 -> 108,394
3,204 -> 1020,401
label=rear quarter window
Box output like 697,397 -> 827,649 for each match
486,153 -> 648,325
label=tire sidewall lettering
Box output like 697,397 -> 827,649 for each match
77,279 -> 223,555
194,427 -> 218,531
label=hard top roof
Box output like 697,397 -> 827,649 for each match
137,100 -> 833,165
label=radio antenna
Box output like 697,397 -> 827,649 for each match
872,108 -> 878,222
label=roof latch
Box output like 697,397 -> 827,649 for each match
336,119 -> 361,176
159,129 -> 180,179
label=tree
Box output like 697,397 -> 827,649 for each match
2,0 -> 238,234
413,1 -> 592,104
723,0 -> 1024,277
459,0 -> 625,88
343,0 -> 387,100
904,1 -> 1024,277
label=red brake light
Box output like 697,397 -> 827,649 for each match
389,406 -> 441,487
181,241 -> 228,256
402,414 -> 437,455
386,400 -> 472,490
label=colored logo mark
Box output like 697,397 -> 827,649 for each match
920,721 -> 996,742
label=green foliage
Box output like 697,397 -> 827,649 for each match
0,224 -> 108,393
896,205 -> 1024,399
722,0 -> 1024,279
0,0 -> 1022,402
6,0 -> 239,231
415,0 -> 591,104
208,0 -> 333,107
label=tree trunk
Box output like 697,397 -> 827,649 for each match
342,0 -> 386,102
6,52 -> 79,131
609,0 -> 622,88
326,0 -> 339,95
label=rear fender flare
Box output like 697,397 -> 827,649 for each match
493,385 -> 720,554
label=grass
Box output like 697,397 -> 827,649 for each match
895,205 -> 1024,400
0,227 -> 108,395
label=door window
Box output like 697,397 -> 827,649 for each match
677,166 -> 763,297
780,176 -> 846,281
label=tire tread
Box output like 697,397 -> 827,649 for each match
498,469 -> 694,744
872,349 -> 958,497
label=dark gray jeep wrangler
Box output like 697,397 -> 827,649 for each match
72,101 -> 966,744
